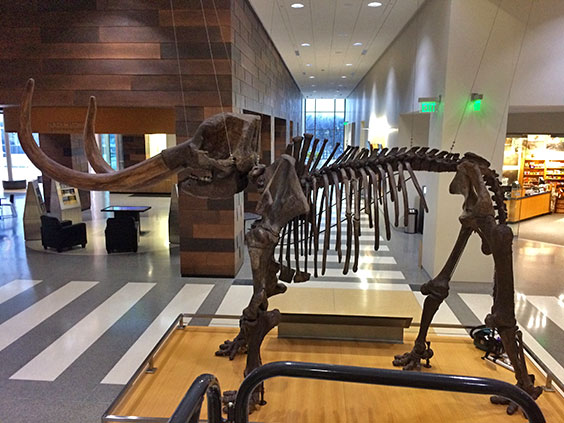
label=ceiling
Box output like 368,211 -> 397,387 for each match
248,0 -> 424,99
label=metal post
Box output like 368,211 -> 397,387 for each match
145,357 -> 157,374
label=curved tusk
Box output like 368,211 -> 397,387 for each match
83,96 -> 114,173
18,79 -> 175,191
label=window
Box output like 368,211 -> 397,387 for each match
0,112 -> 41,182
304,98 -> 345,164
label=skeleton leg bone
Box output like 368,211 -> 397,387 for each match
477,217 -> 543,414
393,224 -> 473,370
216,155 -> 309,412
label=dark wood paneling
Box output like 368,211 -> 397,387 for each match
0,28 -> 41,42
1,43 -> 161,59
38,0 -> 97,12
40,27 -> 100,43
160,43 -> 229,60
122,135 -> 146,168
99,26 -> 223,43
34,75 -> 132,91
37,11 -> 160,27
158,9 -> 230,27
131,75 -> 231,91
41,59 -> 231,75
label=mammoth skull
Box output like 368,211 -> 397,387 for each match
18,78 -> 261,199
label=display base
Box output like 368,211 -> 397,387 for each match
278,313 -> 412,343
104,326 -> 564,423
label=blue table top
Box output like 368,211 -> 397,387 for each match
101,206 -> 151,212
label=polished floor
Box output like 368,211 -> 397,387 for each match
0,190 -> 563,422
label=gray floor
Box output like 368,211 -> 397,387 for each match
0,191 -> 563,422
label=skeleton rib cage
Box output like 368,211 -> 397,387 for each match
275,133 -> 508,284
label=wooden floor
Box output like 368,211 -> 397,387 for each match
111,327 -> 564,423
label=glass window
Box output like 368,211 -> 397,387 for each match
100,134 -> 119,170
335,99 -> 345,113
303,98 -> 346,164
0,112 -> 41,182
0,114 -> 7,181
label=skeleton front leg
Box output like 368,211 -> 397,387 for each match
215,224 -> 282,361
393,225 -> 473,370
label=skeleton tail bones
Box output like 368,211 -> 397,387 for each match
217,135 -> 542,415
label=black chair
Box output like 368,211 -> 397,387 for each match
40,215 -> 87,252
105,216 -> 139,253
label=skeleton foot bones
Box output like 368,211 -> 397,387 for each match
17,79 -> 541,416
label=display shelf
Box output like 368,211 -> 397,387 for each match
522,159 -> 546,188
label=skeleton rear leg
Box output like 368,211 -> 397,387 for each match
480,223 -> 543,413
393,225 -> 473,370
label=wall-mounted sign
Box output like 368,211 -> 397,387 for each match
421,102 -> 436,113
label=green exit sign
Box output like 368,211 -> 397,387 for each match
421,102 -> 436,113
473,99 -> 482,111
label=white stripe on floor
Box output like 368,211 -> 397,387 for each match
0,281 -> 98,352
527,296 -> 564,330
101,284 -> 213,385
277,256 -> 396,265
10,282 -> 155,381
275,245 -> 390,257
412,292 -> 467,336
318,268 -> 405,280
460,293 -> 564,388
210,286 -> 253,327
0,279 -> 43,305
284,281 -> 411,291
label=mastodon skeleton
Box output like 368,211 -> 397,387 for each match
18,79 -> 541,415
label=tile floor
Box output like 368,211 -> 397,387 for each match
0,191 -> 563,422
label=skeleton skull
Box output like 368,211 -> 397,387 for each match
174,113 -> 261,198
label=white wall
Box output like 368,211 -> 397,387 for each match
510,0 -> 564,108
347,0 -> 557,283
346,0 -> 451,150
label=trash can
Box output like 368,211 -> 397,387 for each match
405,208 -> 418,233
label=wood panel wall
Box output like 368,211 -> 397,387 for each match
0,0 -> 233,139
0,0 -> 302,277
230,0 -> 302,145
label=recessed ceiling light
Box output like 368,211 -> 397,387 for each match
301,42 -> 311,47
353,42 -> 363,46
368,2 -> 382,7
309,75 -> 315,79
341,75 -> 347,78
346,63 -> 353,66
291,3 -> 305,8
311,84 -> 316,87
306,63 -> 312,67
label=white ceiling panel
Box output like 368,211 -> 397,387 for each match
249,0 -> 424,98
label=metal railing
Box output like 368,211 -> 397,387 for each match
233,361 -> 546,423
168,374 -> 222,423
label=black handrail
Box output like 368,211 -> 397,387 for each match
168,374 -> 222,423
233,361 -> 545,423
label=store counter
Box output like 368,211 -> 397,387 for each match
504,191 -> 551,223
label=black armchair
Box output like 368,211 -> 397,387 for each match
105,216 -> 139,253
40,215 -> 87,252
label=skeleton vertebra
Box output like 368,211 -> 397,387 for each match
18,79 -> 541,416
